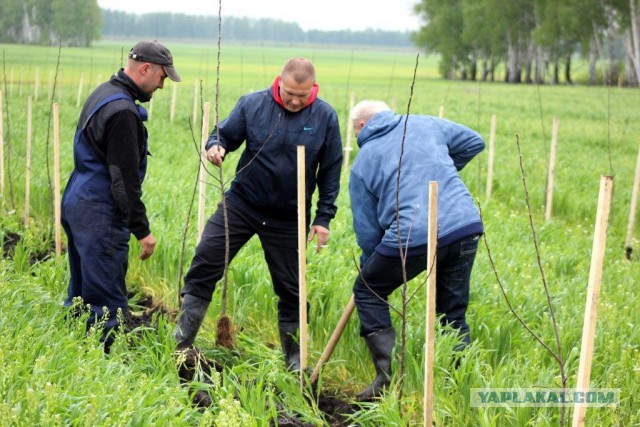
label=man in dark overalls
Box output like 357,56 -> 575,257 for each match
61,41 -> 180,351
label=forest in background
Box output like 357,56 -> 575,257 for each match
2,0 -> 640,85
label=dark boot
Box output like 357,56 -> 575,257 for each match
357,327 -> 396,401
174,294 -> 210,349
278,322 -> 300,371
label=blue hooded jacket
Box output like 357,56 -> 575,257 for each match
349,111 -> 484,264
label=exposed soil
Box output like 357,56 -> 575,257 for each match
317,394 -> 359,426
127,293 -> 359,423
175,345 -> 222,408
271,392 -> 358,426
123,293 -> 174,332
2,231 -> 58,263
2,232 -> 21,257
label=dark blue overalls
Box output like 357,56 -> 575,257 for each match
61,89 -> 148,345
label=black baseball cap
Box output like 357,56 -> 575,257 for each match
128,40 -> 181,82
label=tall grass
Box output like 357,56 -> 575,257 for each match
1,40 -> 639,425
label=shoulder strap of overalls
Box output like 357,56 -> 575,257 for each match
82,92 -> 134,131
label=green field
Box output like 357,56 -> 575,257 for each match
1,40 -> 639,426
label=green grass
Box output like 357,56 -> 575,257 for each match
1,40 -> 639,425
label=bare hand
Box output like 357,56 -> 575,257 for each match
308,225 -> 330,253
206,145 -> 226,166
139,233 -> 156,260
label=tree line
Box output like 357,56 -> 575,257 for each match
412,0 -> 640,86
0,3 -> 412,48
100,10 -> 412,47
0,0 -> 101,46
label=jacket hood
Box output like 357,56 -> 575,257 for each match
357,111 -> 403,148
270,76 -> 319,111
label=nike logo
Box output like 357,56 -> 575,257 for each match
303,126 -> 313,131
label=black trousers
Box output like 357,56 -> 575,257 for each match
353,235 -> 479,343
181,201 -> 300,323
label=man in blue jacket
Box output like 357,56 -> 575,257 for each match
175,58 -> 343,371
348,100 -> 484,400
62,41 -> 180,352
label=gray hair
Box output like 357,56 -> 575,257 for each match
350,100 -> 391,123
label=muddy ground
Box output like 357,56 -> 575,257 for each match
129,295 -> 359,425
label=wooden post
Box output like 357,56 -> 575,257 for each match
148,97 -> 153,121
545,116 -> 559,221
625,145 -> 640,259
76,72 -> 84,107
310,296 -> 355,384
170,82 -> 177,122
424,181 -> 438,427
572,175 -> 613,427
53,103 -> 62,255
486,114 -> 497,201
197,102 -> 211,243
297,145 -> 308,388
24,97 -> 33,227
438,105 -> 445,118
390,96 -> 397,112
192,79 -> 199,130
0,90 -> 4,207
341,91 -> 356,174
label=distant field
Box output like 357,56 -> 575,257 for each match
1,41 -> 639,425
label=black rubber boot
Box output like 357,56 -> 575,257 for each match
174,294 -> 210,349
357,327 -> 396,401
278,322 -> 301,371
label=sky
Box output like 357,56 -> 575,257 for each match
96,0 -> 422,32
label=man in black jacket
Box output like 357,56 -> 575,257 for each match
61,40 -> 180,351
175,58 -> 343,371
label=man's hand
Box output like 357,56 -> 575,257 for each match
139,233 -> 156,260
308,225 -> 330,252
206,145 -> 226,166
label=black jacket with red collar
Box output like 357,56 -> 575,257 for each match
206,83 -> 343,229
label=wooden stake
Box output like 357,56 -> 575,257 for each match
424,181 -> 438,427
310,295 -> 355,384
0,90 -> 4,207
545,116 -> 559,221
24,97 -> 33,227
572,175 -> 613,427
76,72 -> 84,107
170,82 -> 177,122
438,105 -> 445,118
390,96 -> 397,112
192,79 -> 199,130
197,102 -> 211,243
341,91 -> 356,174
486,114 -> 497,201
297,145 -> 308,387
148,97 -> 153,121
53,103 -> 62,255
625,145 -> 640,259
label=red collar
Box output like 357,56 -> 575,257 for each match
271,76 -> 319,109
